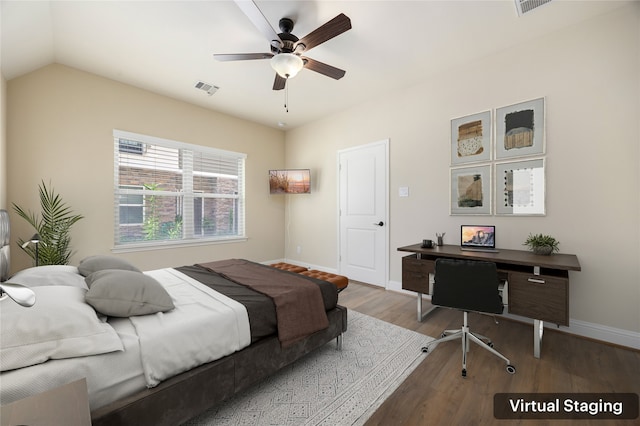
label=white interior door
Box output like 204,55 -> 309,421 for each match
338,140 -> 388,287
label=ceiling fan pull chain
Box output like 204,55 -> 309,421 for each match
284,80 -> 289,112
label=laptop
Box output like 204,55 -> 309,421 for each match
460,225 -> 499,253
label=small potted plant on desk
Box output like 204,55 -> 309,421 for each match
523,233 -> 559,255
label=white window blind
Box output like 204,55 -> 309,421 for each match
113,130 -> 245,248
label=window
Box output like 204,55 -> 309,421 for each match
114,130 -> 245,248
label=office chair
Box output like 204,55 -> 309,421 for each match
421,258 -> 516,377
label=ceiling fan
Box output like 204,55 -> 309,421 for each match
215,0 -> 352,91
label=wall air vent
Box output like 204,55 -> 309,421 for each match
515,0 -> 553,16
194,81 -> 219,96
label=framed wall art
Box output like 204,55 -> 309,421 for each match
495,158 -> 545,215
495,98 -> 545,159
450,164 -> 492,215
451,110 -> 492,165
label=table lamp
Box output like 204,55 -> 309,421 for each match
21,233 -> 42,266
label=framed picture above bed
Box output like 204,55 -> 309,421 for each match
450,110 -> 492,165
495,97 -> 545,160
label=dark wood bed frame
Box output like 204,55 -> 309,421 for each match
91,305 -> 347,426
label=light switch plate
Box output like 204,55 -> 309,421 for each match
399,186 -> 409,197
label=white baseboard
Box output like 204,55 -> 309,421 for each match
386,279 -> 640,351
265,259 -> 339,274
554,318 -> 640,351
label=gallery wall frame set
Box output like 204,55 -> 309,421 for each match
449,97 -> 546,216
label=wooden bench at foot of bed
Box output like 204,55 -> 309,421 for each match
270,263 -> 349,292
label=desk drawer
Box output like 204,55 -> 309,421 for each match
402,255 -> 434,293
508,272 -> 569,326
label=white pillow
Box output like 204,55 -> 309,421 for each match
10,265 -> 87,289
0,286 -> 124,371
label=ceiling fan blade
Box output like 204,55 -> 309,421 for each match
296,13 -> 351,52
303,57 -> 346,80
214,53 -> 273,62
273,74 -> 286,91
234,0 -> 282,46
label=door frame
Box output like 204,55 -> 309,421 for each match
336,139 -> 390,288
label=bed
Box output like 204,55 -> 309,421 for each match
0,210 -> 347,426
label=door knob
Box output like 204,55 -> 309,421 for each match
373,221 -> 384,226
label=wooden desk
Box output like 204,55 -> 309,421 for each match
397,244 -> 581,358
1,378 -> 91,426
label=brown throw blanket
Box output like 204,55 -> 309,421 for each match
197,259 -> 329,347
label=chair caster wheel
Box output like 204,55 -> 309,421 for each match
487,342 -> 494,348
440,333 -> 447,338
462,369 -> 467,377
506,365 -> 516,374
421,346 -> 429,353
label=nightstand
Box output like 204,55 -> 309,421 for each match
1,378 -> 91,426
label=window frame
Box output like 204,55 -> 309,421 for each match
113,129 -> 246,252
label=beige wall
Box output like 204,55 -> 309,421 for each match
1,73 -> 6,210
7,64 -> 287,272
285,5 -> 640,334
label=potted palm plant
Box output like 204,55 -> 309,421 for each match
13,180 -> 84,265
523,233 -> 559,255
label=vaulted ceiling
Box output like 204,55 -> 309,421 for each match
1,1 -> 630,129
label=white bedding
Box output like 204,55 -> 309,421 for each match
135,268 -> 251,387
0,267 -> 252,409
0,317 -> 147,410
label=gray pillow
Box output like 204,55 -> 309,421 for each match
85,269 -> 174,317
78,255 -> 141,277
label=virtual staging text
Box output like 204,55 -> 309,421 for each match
494,393 -> 638,420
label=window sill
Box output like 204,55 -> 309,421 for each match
111,236 -> 248,254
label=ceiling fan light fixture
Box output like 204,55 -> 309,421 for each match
270,53 -> 304,79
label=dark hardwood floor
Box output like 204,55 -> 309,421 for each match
338,281 -> 640,426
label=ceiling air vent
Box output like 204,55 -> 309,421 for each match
194,81 -> 219,96
515,0 -> 553,16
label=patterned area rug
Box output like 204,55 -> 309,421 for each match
183,310 -> 433,426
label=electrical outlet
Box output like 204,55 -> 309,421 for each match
296,245 -> 301,254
